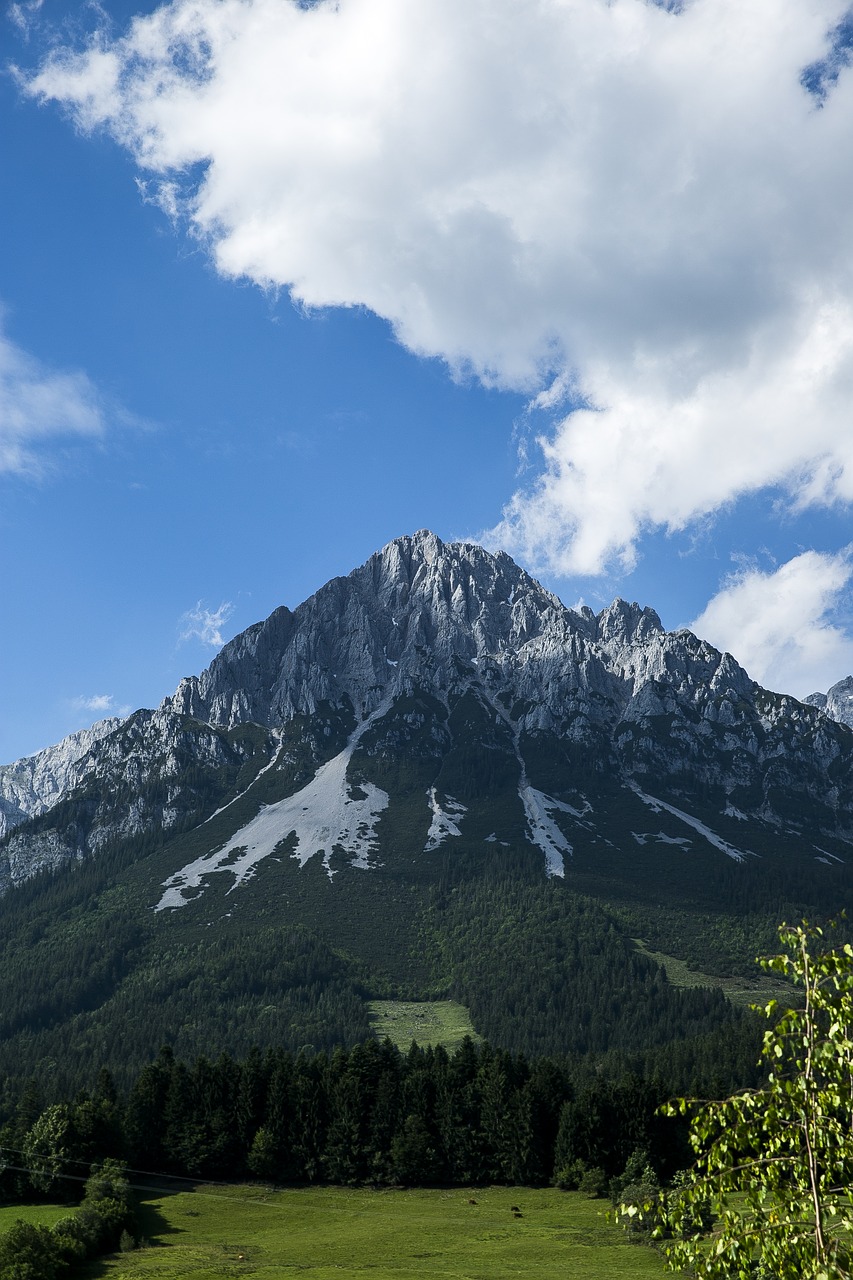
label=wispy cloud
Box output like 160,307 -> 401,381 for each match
0,318 -> 108,477
70,693 -> 131,717
22,0 -> 853,572
690,550 -> 853,699
178,600 -> 235,648
8,0 -> 44,39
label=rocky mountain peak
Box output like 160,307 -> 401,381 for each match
163,531 -> 588,731
8,530 -> 853,892
0,718 -> 122,840
805,675 -> 853,728
595,598 -> 663,648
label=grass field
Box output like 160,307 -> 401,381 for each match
632,938 -> 795,1009
63,1183 -> 677,1279
366,998 -> 480,1049
0,1202 -> 76,1231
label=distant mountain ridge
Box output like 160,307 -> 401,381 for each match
0,717 -> 120,841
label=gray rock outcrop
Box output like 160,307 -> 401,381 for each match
4,530 -> 853,889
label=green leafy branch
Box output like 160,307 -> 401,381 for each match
617,920 -> 853,1280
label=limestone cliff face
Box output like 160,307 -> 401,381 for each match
163,530 -> 593,729
805,676 -> 853,729
162,530 -> 845,808
4,530 -> 853,889
0,718 -> 121,840
163,531 -> 751,739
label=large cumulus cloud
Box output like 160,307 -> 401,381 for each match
23,0 -> 853,574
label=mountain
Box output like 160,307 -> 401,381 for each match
804,676 -> 853,728
1,530 -> 851,1089
6,529 -> 853,883
0,717 -> 121,841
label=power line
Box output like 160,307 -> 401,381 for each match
0,1147 -> 279,1204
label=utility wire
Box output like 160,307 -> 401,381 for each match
0,1147 -> 279,1204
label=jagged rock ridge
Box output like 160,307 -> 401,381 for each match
0,718 -> 121,840
3,530 -> 853,894
805,676 -> 853,729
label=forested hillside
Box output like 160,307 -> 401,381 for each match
0,801 -> 835,1097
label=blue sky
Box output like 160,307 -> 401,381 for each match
2,0 -> 853,763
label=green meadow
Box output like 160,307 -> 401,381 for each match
54,1183 -> 676,1279
632,938 -> 795,1009
366,998 -> 480,1050
0,1202 -> 75,1231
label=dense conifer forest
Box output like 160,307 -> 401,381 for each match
0,826 -> 791,1095
0,1029 -> 765,1207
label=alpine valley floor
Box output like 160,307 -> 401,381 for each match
0,1185 -> 678,1280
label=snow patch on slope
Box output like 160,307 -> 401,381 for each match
632,831 -> 692,848
156,712 -> 390,909
519,786 -> 575,878
424,788 -> 466,852
813,846 -> 844,864
629,784 -> 749,862
477,680 -> 576,878
201,733 -> 283,827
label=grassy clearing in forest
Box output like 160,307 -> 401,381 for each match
632,938 -> 795,1008
367,998 -> 480,1049
75,1183 -> 675,1279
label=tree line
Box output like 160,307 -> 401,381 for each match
0,1028 -> 766,1207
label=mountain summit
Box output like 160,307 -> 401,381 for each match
2,530 -> 851,898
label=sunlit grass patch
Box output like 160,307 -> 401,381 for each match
366,998 -> 480,1049
632,938 -> 795,1008
0,1203 -> 74,1231
79,1183 -> 677,1279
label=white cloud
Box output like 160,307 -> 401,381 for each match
71,693 -> 131,717
179,600 -> 234,648
9,0 -> 44,39
0,321 -> 108,477
22,0 -> 853,566
689,550 -> 853,699
491,298 -> 853,575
